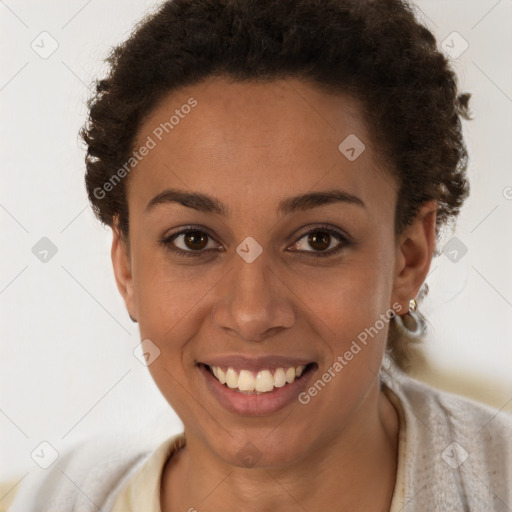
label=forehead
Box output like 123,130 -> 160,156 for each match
128,77 -> 396,217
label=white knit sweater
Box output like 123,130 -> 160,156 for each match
8,361 -> 512,511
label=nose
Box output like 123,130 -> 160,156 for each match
212,252 -> 295,342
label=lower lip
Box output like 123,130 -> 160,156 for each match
199,364 -> 316,416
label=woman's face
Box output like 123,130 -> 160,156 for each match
113,77 -> 429,468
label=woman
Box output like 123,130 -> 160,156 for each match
7,0 -> 511,510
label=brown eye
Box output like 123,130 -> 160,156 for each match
162,228 -> 221,257
290,227 -> 349,257
183,230 -> 209,250
307,231 -> 331,251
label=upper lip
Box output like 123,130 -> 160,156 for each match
200,355 -> 316,372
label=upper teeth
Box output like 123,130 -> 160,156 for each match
210,365 -> 305,393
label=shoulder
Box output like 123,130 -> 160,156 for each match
391,364 -> 512,440
0,479 -> 21,512
381,360 -> 512,510
6,433 -> 154,512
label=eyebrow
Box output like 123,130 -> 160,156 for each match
145,188 -> 365,216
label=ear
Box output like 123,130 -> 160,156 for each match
391,200 -> 437,314
111,216 -> 137,322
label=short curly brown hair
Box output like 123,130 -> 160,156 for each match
81,0 -> 471,369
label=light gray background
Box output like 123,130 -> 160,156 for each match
1,0 -> 511,482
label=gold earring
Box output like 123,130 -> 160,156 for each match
393,297 -> 424,337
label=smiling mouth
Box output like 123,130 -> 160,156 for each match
200,362 -> 316,394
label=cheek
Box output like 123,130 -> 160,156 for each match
299,253 -> 392,330
296,247 -> 394,374
132,247 -> 231,368
132,220 -> 394,343
133,237 -> 394,344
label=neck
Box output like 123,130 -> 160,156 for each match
161,387 -> 399,512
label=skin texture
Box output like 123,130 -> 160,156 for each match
111,77 -> 437,511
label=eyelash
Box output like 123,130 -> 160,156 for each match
159,224 -> 350,259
